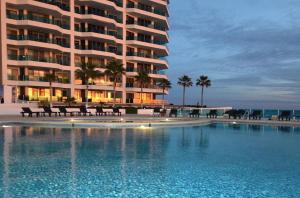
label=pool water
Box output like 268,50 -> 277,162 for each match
0,124 -> 300,197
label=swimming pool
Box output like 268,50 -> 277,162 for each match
0,124 -> 300,197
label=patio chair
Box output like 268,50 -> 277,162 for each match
43,106 -> 58,117
79,106 -> 93,116
224,110 -> 237,119
153,108 -> 161,117
169,108 -> 178,117
278,111 -> 292,121
58,106 -> 78,116
21,107 -> 43,117
112,108 -> 122,116
189,109 -> 200,118
236,109 -> 246,119
95,106 -> 107,116
207,110 -> 218,118
249,110 -> 262,120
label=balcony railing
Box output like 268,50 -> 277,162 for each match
126,36 -> 167,45
126,83 -> 160,89
126,52 -> 165,59
7,34 -> 70,48
8,54 -> 70,66
75,26 -> 123,39
75,9 -> 122,23
107,0 -> 123,7
126,3 -> 167,17
6,13 -> 70,30
34,0 -> 70,11
8,75 -> 70,83
75,45 -> 122,55
126,20 -> 167,31
126,68 -> 166,75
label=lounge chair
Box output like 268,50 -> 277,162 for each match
95,106 -> 107,116
79,106 -> 93,116
236,109 -> 246,119
249,110 -> 262,120
112,108 -> 122,116
169,108 -> 178,117
189,109 -> 200,118
153,108 -> 161,117
207,110 -> 217,118
224,110 -> 237,119
21,107 -> 43,117
58,106 -> 78,116
43,106 -> 58,117
278,111 -> 291,121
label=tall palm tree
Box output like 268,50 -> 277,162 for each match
75,63 -> 102,106
157,78 -> 172,108
104,60 -> 125,106
135,71 -> 151,107
177,75 -> 193,107
196,75 -> 211,107
44,72 -> 56,107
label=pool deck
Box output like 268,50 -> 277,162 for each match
0,115 -> 299,128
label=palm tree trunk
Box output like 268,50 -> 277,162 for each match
182,86 -> 186,107
162,87 -> 165,108
201,86 -> 204,107
113,77 -> 117,107
49,82 -> 52,107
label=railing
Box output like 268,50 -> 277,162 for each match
75,9 -> 122,23
126,36 -> 167,45
6,13 -> 70,30
126,3 -> 167,17
126,83 -> 161,89
7,34 -> 70,48
75,45 -> 122,55
126,68 -> 166,75
107,0 -> 123,7
75,26 -> 123,39
126,52 -> 166,60
34,0 -> 70,11
8,75 -> 70,83
8,54 -> 70,66
126,21 -> 167,31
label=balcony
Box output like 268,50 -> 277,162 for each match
126,68 -> 166,75
126,20 -> 167,31
75,9 -> 122,23
8,54 -> 70,66
126,3 -> 167,17
34,0 -> 70,11
7,34 -> 70,48
8,75 -> 70,83
6,13 -> 70,30
75,45 -> 122,56
75,26 -> 123,40
107,0 -> 123,7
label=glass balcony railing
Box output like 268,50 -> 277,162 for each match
34,0 -> 70,11
6,13 -> 70,30
7,34 -> 70,48
126,68 -> 166,75
75,26 -> 123,39
8,54 -> 70,66
126,52 -> 166,59
75,9 -> 122,23
126,20 -> 167,31
107,0 -> 123,7
8,74 -> 70,83
75,45 -> 122,55
126,83 -> 160,89
126,36 -> 167,45
126,3 -> 167,17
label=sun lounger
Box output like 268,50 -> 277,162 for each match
21,107 -> 43,117
95,106 -> 107,116
207,110 -> 218,118
43,106 -> 58,117
189,109 -> 200,118
79,106 -> 93,116
112,108 -> 122,116
169,108 -> 178,117
278,111 -> 291,121
249,110 -> 262,120
58,106 -> 79,116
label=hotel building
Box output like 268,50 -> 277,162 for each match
0,0 -> 169,105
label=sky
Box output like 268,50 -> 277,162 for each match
166,0 -> 300,109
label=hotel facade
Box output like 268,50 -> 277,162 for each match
0,0 -> 169,105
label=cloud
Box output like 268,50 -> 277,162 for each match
167,0 -> 300,108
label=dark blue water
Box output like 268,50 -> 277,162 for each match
0,124 -> 299,197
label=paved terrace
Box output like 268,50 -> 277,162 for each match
0,115 -> 300,128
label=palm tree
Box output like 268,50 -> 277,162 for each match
44,72 -> 56,107
196,75 -> 211,107
75,63 -> 102,106
157,78 -> 172,108
104,60 -> 125,106
177,75 -> 193,107
135,71 -> 151,107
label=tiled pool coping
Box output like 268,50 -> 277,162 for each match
0,115 -> 300,128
